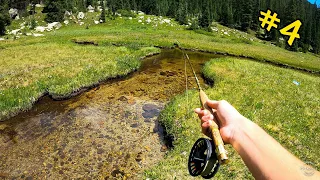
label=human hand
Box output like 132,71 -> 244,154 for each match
195,100 -> 246,144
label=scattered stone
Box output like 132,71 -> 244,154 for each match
143,104 -> 159,112
0,38 -> 4,41
11,29 -> 20,35
65,11 -> 72,17
130,123 -> 139,128
77,12 -> 85,19
94,20 -> 99,24
138,11 -> 145,15
111,169 -> 125,177
97,149 -> 104,154
135,153 -> 143,162
35,26 -> 46,32
9,8 -> 18,19
118,96 -> 128,102
47,22 -> 62,30
64,20 -> 69,25
88,5 -> 95,13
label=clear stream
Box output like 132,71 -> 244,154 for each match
0,49 -> 225,179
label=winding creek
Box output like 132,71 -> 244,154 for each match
0,49 -> 226,179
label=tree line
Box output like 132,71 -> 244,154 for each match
0,0 -> 320,54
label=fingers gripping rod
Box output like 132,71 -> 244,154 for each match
183,50 -> 229,165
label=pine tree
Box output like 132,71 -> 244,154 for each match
199,4 -> 211,28
43,0 -> 65,23
240,0 -> 254,31
0,0 -> 11,36
100,0 -> 106,23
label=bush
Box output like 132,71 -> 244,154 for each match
30,18 -> 37,30
0,13 -> 11,36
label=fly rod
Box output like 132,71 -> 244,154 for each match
179,46 -> 228,179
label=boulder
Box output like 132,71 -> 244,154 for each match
47,22 -> 62,30
0,38 -> 4,41
88,5 -> 95,13
35,26 -> 46,32
11,29 -> 21,35
77,12 -> 85,19
65,11 -> 72,18
9,8 -> 18,19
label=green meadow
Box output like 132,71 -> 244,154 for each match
146,58 -> 319,179
1,10 -> 320,179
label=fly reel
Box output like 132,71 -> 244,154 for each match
188,138 -> 220,179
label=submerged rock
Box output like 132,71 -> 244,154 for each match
142,104 -> 160,118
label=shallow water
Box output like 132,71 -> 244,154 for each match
0,49 -> 224,179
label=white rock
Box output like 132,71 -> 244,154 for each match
11,29 -> 21,35
64,20 -> 69,25
100,19 -> 103,23
138,11 -> 145,15
33,33 -> 44,37
88,5 -> 95,13
94,20 -> 99,24
65,11 -> 72,16
0,38 -> 4,41
128,17 -> 132,20
15,15 -> 20,20
9,8 -> 18,19
77,12 -> 85,19
138,20 -> 142,23
48,22 -> 62,30
35,26 -> 46,32
79,22 -> 84,26
224,31 -> 229,35
211,27 -> 218,32
163,19 -> 170,24
26,33 -> 32,36
146,18 -> 151,23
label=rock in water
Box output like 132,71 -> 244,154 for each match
142,104 -> 160,118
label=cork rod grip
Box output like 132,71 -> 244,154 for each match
199,90 -> 229,164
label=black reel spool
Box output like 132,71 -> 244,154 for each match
188,138 -> 220,179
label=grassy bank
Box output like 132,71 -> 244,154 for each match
145,58 -> 320,179
0,45 -> 160,120
1,12 -> 320,121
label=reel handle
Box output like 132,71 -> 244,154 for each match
199,90 -> 229,165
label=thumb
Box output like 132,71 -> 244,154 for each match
206,100 -> 219,109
